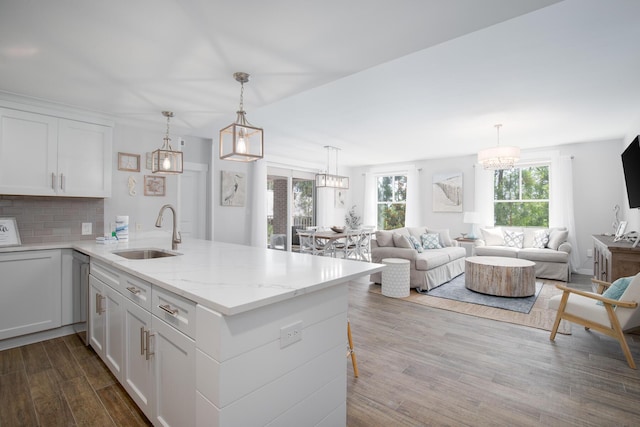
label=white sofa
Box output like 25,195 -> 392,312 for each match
473,226 -> 572,282
370,226 -> 466,291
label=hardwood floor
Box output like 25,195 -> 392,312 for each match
2,275 -> 639,426
0,334 -> 151,426
346,275 -> 640,426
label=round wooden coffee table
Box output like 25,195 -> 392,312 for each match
465,256 -> 536,297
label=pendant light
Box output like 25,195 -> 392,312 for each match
219,72 -> 264,162
152,111 -> 183,174
315,146 -> 349,189
478,124 -> 520,170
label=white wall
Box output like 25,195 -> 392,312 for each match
351,138 -> 627,275
105,124 -> 212,240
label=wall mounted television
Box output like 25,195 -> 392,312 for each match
622,135 -> 640,208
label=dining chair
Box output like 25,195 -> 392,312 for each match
355,226 -> 375,261
297,229 -> 325,256
549,274 -> 640,369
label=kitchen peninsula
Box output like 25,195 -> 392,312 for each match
2,237 -> 384,426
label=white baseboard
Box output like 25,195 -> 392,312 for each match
0,325 -> 77,351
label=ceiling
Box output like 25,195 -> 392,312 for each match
1,0 -> 639,168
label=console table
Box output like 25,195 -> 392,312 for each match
593,235 -> 640,282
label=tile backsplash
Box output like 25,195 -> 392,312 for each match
0,195 -> 104,244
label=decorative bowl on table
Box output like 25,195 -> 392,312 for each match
331,226 -> 345,233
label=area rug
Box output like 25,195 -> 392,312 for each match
419,274 -> 542,314
370,277 -> 571,334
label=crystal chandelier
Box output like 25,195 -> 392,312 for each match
478,124 -> 520,170
219,72 -> 264,162
315,146 -> 349,189
152,111 -> 183,174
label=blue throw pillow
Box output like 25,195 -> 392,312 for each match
421,233 -> 442,249
408,235 -> 423,253
597,276 -> 633,306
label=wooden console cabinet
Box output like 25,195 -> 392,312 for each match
593,235 -> 640,282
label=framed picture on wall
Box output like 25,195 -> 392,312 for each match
432,171 -> 462,212
118,152 -> 140,172
335,189 -> 346,208
0,217 -> 21,247
221,171 -> 246,207
144,175 -> 166,196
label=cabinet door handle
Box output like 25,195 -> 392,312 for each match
51,173 -> 56,190
144,329 -> 155,361
158,304 -> 178,316
140,326 -> 145,356
95,293 -> 105,314
60,173 -> 65,191
127,286 -> 141,295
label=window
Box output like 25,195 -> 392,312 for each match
377,175 -> 406,230
494,164 -> 549,226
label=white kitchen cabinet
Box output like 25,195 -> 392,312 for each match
0,107 -> 112,197
88,274 -> 124,380
153,314 -> 196,427
0,250 -> 62,340
123,298 -> 154,420
90,260 -> 196,426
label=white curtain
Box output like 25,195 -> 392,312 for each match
474,164 -> 494,228
363,172 -> 377,227
405,166 -> 421,227
250,159 -> 267,247
550,155 -> 580,271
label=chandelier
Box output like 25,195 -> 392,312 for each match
152,111 -> 183,174
219,72 -> 264,162
478,124 -> 520,170
315,146 -> 349,189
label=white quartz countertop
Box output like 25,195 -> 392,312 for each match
2,237 -> 384,316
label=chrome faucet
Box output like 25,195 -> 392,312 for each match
155,204 -> 181,250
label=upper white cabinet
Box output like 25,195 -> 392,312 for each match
0,106 -> 112,197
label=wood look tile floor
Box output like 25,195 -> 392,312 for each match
0,333 -> 151,427
2,275 -> 640,426
346,275 -> 640,426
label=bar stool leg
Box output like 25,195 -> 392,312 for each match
347,320 -> 359,378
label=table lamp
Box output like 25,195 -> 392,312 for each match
463,211 -> 480,239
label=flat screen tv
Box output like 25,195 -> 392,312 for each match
622,135 -> 640,208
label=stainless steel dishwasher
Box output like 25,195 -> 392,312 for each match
72,250 -> 90,345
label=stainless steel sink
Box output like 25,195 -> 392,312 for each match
112,248 -> 181,260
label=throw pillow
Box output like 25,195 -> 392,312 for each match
504,230 -> 524,248
421,233 -> 442,249
480,227 -> 504,246
597,276 -> 634,306
548,229 -> 569,250
533,229 -> 550,249
408,235 -> 423,253
375,231 -> 394,247
426,228 -> 453,247
393,233 -> 413,249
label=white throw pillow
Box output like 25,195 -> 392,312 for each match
548,229 -> 568,250
480,227 -> 504,246
533,229 -> 550,249
504,229 -> 524,248
375,231 -> 394,247
426,228 -> 453,247
393,233 -> 413,249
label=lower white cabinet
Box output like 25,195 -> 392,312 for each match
90,261 -> 195,426
0,250 -> 62,340
88,275 -> 124,379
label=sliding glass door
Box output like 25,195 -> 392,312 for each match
267,168 -> 316,251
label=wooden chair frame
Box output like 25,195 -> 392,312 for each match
550,278 -> 639,369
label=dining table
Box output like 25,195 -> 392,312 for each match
297,228 -> 373,261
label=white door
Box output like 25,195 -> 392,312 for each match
179,162 -> 208,240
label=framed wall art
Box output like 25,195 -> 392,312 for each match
118,152 -> 140,172
221,171 -> 246,207
432,171 -> 462,212
0,217 -> 21,247
144,175 -> 166,196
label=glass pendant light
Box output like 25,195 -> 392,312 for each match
219,72 -> 264,162
478,124 -> 520,170
315,146 -> 349,189
152,111 -> 183,174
